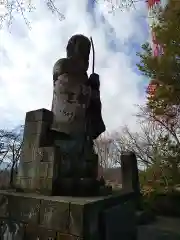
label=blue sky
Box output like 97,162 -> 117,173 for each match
0,0 -> 150,132
88,0 -> 150,97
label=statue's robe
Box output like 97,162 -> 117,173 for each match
87,73 -> 106,139
52,57 -> 91,137
51,56 -> 106,175
52,58 -> 106,141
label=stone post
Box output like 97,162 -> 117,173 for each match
16,109 -> 54,191
121,151 -> 140,200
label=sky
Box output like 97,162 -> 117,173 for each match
0,0 -> 150,133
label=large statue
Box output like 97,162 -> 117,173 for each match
52,34 -> 105,138
51,34 -> 106,196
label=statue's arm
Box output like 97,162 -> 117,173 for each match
88,73 -> 100,101
89,73 -> 100,90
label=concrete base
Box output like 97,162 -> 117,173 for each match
0,190 -> 137,240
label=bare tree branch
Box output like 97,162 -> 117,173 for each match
0,0 -> 64,29
0,125 -> 23,188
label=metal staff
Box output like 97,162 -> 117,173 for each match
90,36 -> 95,74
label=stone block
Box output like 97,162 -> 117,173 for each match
59,156 -> 73,177
74,199 -> 104,240
23,121 -> 50,137
69,196 -> 107,239
16,177 -> 33,190
102,200 -> 136,240
25,108 -> 53,123
0,194 -> 9,218
39,162 -> 53,178
51,152 -> 98,179
21,109 -> 54,153
69,202 -> 84,237
20,141 -> 38,163
75,157 -> 98,178
8,195 -> 40,224
25,225 -> 57,240
0,190 -> 137,240
57,233 -> 83,240
0,220 -> 25,240
17,146 -> 62,193
22,137 -> 36,150
39,199 -> 70,232
18,162 -> 35,178
38,146 -> 60,163
20,146 -> 54,165
39,178 -> 52,193
20,138 -> 51,164
54,178 -> 99,197
121,151 -> 140,194
23,127 -> 53,148
25,132 -> 52,148
17,160 -> 40,190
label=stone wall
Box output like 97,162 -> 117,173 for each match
0,190 -> 137,240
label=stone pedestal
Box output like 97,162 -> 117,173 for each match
0,190 -> 137,240
16,109 -> 100,196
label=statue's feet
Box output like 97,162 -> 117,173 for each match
52,178 -> 100,196
52,177 -> 112,197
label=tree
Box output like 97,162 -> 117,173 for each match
137,0 -> 180,116
137,106 -> 180,185
0,0 -> 143,29
0,125 -> 23,188
112,122 -> 165,167
0,0 -> 65,29
95,0 -> 139,13
106,102 -> 180,191
94,132 -> 120,169
94,133 -> 122,186
136,0 -> 180,188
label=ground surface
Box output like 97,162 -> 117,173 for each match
138,216 -> 180,240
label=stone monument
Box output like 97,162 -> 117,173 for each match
0,35 -> 137,239
50,34 -> 106,196
15,34 -> 107,196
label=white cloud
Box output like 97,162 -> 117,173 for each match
0,0 -> 148,132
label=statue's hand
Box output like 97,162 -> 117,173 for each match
89,73 -> 100,89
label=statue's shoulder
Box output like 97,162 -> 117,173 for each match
53,58 -> 69,75
53,58 -> 71,82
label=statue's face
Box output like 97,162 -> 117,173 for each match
66,34 -> 91,61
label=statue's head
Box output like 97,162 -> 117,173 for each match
66,34 -> 91,65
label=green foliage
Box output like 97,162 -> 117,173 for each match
139,162 -> 180,213
137,0 -> 180,114
139,139 -> 180,188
